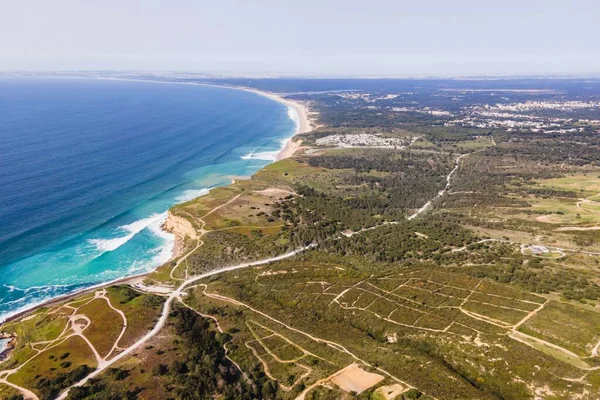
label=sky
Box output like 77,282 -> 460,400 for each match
1,0 -> 599,76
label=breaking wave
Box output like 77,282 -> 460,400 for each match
288,106 -> 300,130
88,213 -> 168,253
175,188 -> 210,203
240,150 -> 279,161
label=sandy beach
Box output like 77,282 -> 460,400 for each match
239,87 -> 313,160
276,138 -> 303,161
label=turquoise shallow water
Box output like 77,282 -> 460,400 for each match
0,78 -> 297,321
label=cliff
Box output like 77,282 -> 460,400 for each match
163,211 -> 198,240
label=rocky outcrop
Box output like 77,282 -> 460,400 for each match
0,334 -> 16,361
162,211 -> 198,240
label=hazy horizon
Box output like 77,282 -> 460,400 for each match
1,0 -> 599,76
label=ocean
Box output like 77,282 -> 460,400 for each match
0,78 -> 297,321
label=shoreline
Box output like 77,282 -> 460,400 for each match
0,271 -> 156,324
239,87 -> 312,161
0,79 -> 314,325
159,85 -> 312,262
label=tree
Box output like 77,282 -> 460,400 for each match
152,364 -> 169,376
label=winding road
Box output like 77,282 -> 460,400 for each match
54,152 -> 467,399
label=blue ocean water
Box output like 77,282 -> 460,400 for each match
0,78 -> 297,321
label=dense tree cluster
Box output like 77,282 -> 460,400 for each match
451,152 -> 561,195
454,261 -> 600,302
36,365 -> 95,400
185,150 -> 455,276
165,307 -> 277,399
306,150 -> 449,173
491,138 -> 600,166
319,219 -> 478,262
442,193 -> 529,209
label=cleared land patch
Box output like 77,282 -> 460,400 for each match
330,363 -> 385,394
374,383 -> 408,400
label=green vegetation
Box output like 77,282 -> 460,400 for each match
106,285 -> 165,347
0,384 -> 24,400
78,299 -> 124,358
8,336 -> 97,399
67,306 -> 276,400
178,252 -> 593,399
520,300 -> 600,357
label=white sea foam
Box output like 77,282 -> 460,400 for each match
88,212 -> 168,253
4,285 -> 19,293
3,283 -> 70,293
123,211 -> 176,274
88,236 -> 131,253
125,239 -> 174,276
175,188 -> 210,203
240,150 -> 279,161
0,283 -> 80,323
288,106 -> 301,130
147,242 -> 174,271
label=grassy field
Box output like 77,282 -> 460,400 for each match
519,300 -> 600,357
78,298 -> 124,358
170,252 -> 598,399
0,286 -> 164,399
531,174 -> 600,198
105,286 -> 164,348
7,335 -> 97,392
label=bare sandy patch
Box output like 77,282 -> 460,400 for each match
276,139 -> 303,161
330,363 -> 385,394
254,187 -> 297,197
535,215 -> 564,224
375,383 -> 407,400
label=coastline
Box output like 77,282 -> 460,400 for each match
1,270 -> 158,324
0,80 -> 314,325
159,86 -> 312,262
252,89 -> 311,161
